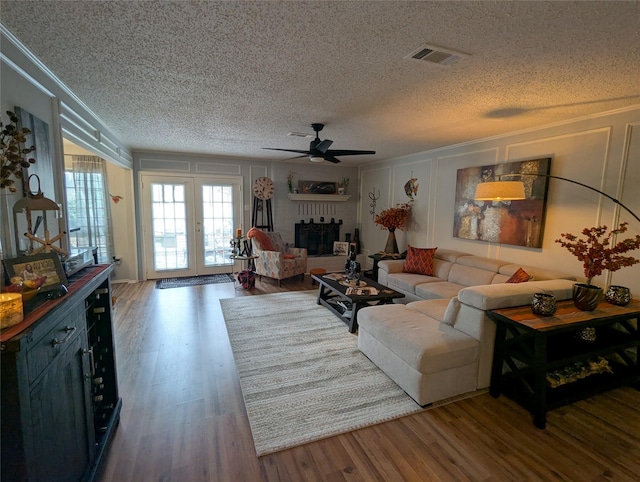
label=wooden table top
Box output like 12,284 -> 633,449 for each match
311,273 -> 404,301
489,299 -> 640,332
1,264 -> 113,342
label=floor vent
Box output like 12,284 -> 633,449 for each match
405,44 -> 468,66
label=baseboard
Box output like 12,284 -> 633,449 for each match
111,278 -> 138,284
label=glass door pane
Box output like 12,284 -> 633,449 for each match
201,184 -> 235,267
151,183 -> 188,271
141,174 -> 241,279
195,177 -> 241,274
141,176 -> 196,279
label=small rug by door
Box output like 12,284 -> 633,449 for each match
155,273 -> 235,289
220,291 -> 482,456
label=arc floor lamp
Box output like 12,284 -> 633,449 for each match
474,174 -> 640,224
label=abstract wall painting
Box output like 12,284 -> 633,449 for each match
15,107 -> 54,199
453,157 -> 551,248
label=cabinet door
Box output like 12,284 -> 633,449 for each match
28,333 -> 92,481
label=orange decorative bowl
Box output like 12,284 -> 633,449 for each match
21,287 -> 41,302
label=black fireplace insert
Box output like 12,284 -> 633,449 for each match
295,221 -> 341,256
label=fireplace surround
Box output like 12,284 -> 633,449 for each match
295,221 -> 341,256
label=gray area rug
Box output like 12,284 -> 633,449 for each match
220,291 -> 482,456
155,273 -> 235,289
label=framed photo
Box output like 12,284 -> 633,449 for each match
333,241 -> 349,256
3,252 -> 68,293
298,180 -> 337,195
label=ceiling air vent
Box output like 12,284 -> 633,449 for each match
405,44 -> 468,66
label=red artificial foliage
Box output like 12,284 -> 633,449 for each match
374,202 -> 412,231
555,222 -> 640,285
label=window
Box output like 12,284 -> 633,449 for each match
65,156 -> 113,263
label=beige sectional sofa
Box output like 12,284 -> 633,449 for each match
358,249 -> 577,406
377,248 -> 577,303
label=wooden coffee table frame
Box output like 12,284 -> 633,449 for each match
311,273 -> 405,333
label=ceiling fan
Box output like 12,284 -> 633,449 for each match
264,123 -> 375,163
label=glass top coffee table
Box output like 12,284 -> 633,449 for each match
311,272 -> 405,333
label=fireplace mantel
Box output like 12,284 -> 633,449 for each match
287,194 -> 351,202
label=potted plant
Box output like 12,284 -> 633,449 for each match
287,170 -> 296,193
374,202 -> 412,254
1,110 -> 36,291
337,177 -> 349,195
1,110 -> 36,193
556,222 -> 640,311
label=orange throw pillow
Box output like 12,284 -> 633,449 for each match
402,246 -> 437,275
506,267 -> 533,283
246,227 -> 274,251
283,254 -> 296,259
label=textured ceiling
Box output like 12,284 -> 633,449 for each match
2,1 -> 640,165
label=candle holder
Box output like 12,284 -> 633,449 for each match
531,293 -> 557,317
0,293 -> 24,329
605,285 -> 631,306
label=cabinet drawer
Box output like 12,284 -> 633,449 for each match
27,304 -> 86,384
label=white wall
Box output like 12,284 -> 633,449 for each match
133,151 -> 359,278
1,55 -> 60,257
105,162 -> 137,282
63,142 -> 137,282
2,26 -> 134,281
360,107 -> 640,297
4,25 -> 638,293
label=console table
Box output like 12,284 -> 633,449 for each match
1,264 -> 121,481
488,299 -> 640,429
367,252 -> 405,281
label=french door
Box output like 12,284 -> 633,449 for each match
140,174 -> 242,279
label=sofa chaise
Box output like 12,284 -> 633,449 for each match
358,248 -> 577,406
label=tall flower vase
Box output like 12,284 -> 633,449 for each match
354,228 -> 361,254
384,228 -> 399,254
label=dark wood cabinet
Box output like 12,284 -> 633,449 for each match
488,299 -> 640,429
1,265 -> 121,481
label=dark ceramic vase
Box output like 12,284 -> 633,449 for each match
354,228 -> 361,254
384,228 -> 399,254
572,283 -> 602,311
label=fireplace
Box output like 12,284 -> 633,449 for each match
295,221 -> 341,256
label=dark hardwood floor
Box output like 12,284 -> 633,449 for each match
98,275 -> 640,481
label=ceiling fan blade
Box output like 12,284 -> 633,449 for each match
315,139 -> 333,154
325,149 -> 376,156
325,156 -> 341,164
263,148 -> 311,155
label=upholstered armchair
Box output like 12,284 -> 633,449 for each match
248,229 -> 307,285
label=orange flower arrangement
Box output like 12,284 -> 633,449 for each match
555,222 -> 640,285
374,202 -> 412,231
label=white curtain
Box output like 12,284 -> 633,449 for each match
66,156 -> 114,263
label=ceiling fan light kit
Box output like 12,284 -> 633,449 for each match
264,123 -> 375,163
